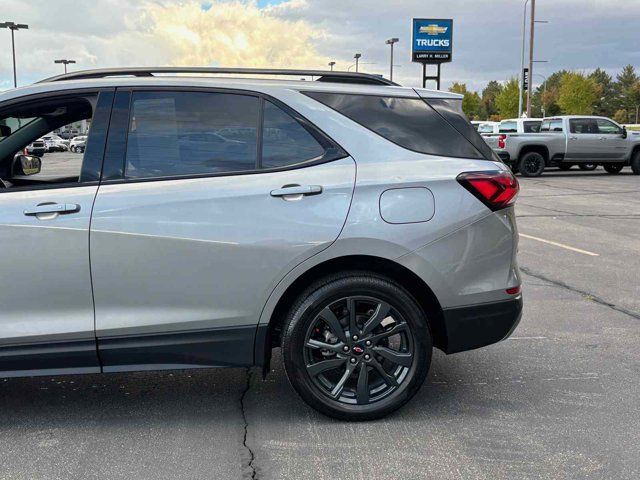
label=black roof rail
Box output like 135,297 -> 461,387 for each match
37,67 -> 397,86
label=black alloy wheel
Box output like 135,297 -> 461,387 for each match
631,152 -> 640,175
603,163 -> 624,174
282,273 -> 431,421
579,164 -> 598,171
518,152 -> 545,177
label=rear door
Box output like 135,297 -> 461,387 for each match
566,118 -> 600,162
90,89 -> 355,370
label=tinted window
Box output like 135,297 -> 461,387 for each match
305,92 -> 483,159
570,118 -> 598,134
125,92 -> 259,179
427,98 -> 495,160
499,121 -> 517,133
523,121 -> 541,133
596,119 -> 622,135
262,101 -> 325,168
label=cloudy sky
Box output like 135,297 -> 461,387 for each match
1,0 -> 639,92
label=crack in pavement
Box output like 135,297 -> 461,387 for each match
521,266 -> 640,321
240,368 -> 257,480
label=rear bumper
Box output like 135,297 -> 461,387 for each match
441,296 -> 523,354
495,151 -> 511,163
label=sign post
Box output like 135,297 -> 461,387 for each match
411,18 -> 453,89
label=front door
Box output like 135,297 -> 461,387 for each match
596,118 -> 628,161
0,90 -> 113,376
90,89 -> 355,371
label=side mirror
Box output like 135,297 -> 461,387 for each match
622,126 -> 628,139
12,154 -> 42,176
0,125 -> 11,138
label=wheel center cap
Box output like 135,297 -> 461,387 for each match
352,346 -> 364,355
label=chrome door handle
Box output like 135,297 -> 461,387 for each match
270,185 -> 323,198
24,203 -> 80,216
569,136 -> 578,140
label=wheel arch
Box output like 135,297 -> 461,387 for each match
518,144 -> 550,163
255,255 -> 446,375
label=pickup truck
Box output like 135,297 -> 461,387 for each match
486,116 -> 640,177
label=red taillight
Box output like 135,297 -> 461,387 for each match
498,134 -> 506,149
457,170 -> 519,211
506,286 -> 521,295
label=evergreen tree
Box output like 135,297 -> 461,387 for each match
481,80 -> 503,118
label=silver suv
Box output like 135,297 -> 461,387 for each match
0,67 -> 522,420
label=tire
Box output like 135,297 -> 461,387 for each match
70,146 -> 76,153
631,152 -> 640,175
282,272 -> 432,421
558,163 -> 573,171
603,163 -> 624,174
579,164 -> 598,171
517,152 -> 545,177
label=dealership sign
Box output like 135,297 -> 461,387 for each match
412,18 -> 453,64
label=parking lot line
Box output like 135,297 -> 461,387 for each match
519,233 -> 600,257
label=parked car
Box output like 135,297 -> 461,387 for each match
485,116 -> 640,176
25,139 -> 47,157
41,134 -> 69,152
0,67 -> 523,420
476,121 -> 500,135
70,135 -> 87,153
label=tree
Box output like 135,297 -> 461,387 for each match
557,72 -> 600,115
531,70 -> 568,117
589,68 -> 616,117
482,80 -> 503,118
613,109 -> 629,124
495,78 -> 520,119
448,82 -> 482,119
615,65 -> 640,116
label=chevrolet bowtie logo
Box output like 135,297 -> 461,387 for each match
419,24 -> 448,35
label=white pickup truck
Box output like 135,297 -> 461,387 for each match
486,116 -> 640,177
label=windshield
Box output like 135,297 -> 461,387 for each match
477,124 -> 495,133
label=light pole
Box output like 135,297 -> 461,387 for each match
54,59 -> 76,74
518,0 -> 529,118
1,21 -> 29,88
328,61 -> 336,71
385,38 -> 399,82
354,53 -> 362,73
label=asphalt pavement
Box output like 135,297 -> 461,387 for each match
0,166 -> 638,480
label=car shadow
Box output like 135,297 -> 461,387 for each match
0,367 -> 248,429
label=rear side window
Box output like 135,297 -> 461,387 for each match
427,98 -> 496,161
304,92 -> 485,160
523,121 -> 541,133
126,91 -> 259,178
262,100 -> 325,168
570,118 -> 598,134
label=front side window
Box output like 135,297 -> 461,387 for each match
0,96 -> 97,190
304,92 -> 484,159
125,91 -> 259,179
596,119 -> 622,135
